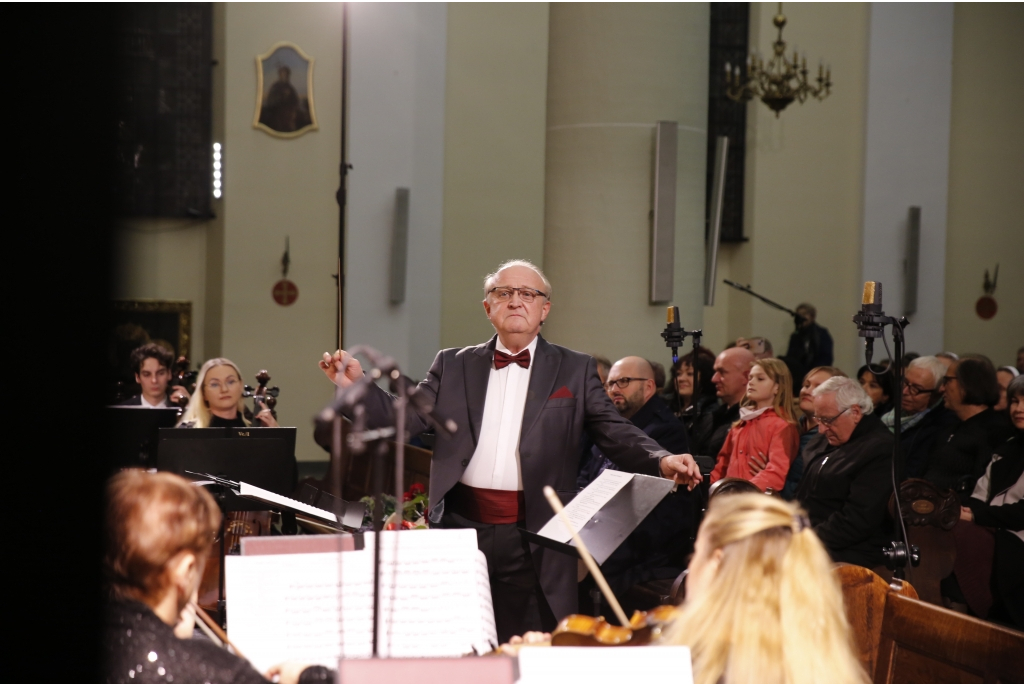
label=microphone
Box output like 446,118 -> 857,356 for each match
661,306 -> 685,363
853,281 -> 884,366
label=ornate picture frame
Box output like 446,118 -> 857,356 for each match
253,42 -> 318,138
109,299 -> 192,387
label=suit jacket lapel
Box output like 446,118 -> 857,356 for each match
520,336 -> 561,444
464,336 -> 496,445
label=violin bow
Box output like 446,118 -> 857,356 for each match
191,602 -> 247,660
542,486 -> 631,628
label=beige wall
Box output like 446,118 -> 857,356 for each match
543,3 -> 709,365
440,3 -> 551,349
222,3 -> 343,463
944,3 -> 1024,365
703,3 -> 870,377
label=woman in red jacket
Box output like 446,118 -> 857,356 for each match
710,358 -> 800,492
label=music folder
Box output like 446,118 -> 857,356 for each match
519,470 -> 675,565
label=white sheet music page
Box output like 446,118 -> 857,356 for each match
536,469 -> 633,542
518,646 -> 693,683
225,528 -> 496,673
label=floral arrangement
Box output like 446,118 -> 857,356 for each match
359,482 -> 429,531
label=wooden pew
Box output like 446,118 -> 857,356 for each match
874,592 -> 1024,683
836,564 -> 1024,683
834,564 -> 918,677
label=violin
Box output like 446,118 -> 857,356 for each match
549,604 -> 680,647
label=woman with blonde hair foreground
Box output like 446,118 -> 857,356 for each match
662,493 -> 865,683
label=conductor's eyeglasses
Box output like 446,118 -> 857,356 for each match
605,377 -> 651,390
488,286 -> 547,303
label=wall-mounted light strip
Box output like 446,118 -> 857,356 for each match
213,142 -> 222,199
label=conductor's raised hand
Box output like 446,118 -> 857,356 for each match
660,453 -> 703,490
319,349 -> 364,387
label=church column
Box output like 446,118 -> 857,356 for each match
542,3 -> 710,364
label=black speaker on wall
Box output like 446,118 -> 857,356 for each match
706,2 -> 749,243
116,3 -> 213,218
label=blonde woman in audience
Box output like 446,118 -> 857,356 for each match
662,493 -> 866,684
177,357 -> 278,428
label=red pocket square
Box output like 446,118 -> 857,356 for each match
548,386 -> 574,400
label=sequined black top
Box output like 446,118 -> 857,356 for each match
102,599 -> 334,684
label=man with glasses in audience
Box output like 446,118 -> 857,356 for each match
319,259 -> 701,643
879,355 -> 957,478
577,357 -> 692,609
795,376 -> 893,568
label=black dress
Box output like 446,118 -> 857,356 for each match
103,598 -> 333,684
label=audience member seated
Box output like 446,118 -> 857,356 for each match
882,356 -> 957,478
795,377 -> 892,568
177,358 -> 278,428
660,493 -> 865,683
666,349 -> 716,424
959,374 -> 1024,629
735,336 -> 773,360
710,358 -> 799,493
858,362 -> 894,418
783,302 -> 835,389
925,357 -> 1014,496
689,347 -> 756,459
577,356 -> 692,600
103,470 -> 329,684
935,351 -> 958,368
648,359 -> 667,393
994,365 -> 1019,412
118,343 -> 191,408
779,365 -> 846,500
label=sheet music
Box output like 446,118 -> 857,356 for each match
237,481 -> 338,523
536,469 -> 633,542
225,529 -> 496,673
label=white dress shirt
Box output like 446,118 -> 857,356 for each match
459,336 -> 538,491
141,394 -> 169,408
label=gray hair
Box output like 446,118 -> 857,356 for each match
482,259 -> 552,299
908,355 -> 948,388
1009,374 -> 1024,398
813,375 -> 874,414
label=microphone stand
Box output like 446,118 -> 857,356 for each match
317,345 -> 456,658
723,279 -> 805,327
852,304 -> 920,578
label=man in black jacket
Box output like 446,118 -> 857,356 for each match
578,356 -> 692,602
796,376 -> 893,568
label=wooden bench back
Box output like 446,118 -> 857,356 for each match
874,592 -> 1024,683
834,564 -> 918,677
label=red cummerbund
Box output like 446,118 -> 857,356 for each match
447,482 -> 525,525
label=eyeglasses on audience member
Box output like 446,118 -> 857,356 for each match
487,286 -> 548,303
605,377 -> 651,390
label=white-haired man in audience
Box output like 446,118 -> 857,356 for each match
794,376 -> 893,568
880,355 -> 958,478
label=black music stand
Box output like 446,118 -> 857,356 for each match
105,406 -> 181,471
157,427 -> 297,510
520,473 -> 675,565
156,426 -> 299,625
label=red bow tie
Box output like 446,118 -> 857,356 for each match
494,349 -> 531,370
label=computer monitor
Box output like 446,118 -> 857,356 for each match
157,427 -> 298,511
105,406 -> 182,471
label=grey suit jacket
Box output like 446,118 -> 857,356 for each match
357,334 -> 670,619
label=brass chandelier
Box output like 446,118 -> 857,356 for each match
725,3 -> 832,116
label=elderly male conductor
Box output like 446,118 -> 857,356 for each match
321,260 -> 701,641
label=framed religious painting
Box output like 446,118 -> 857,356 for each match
108,299 -> 192,401
253,42 -> 318,138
